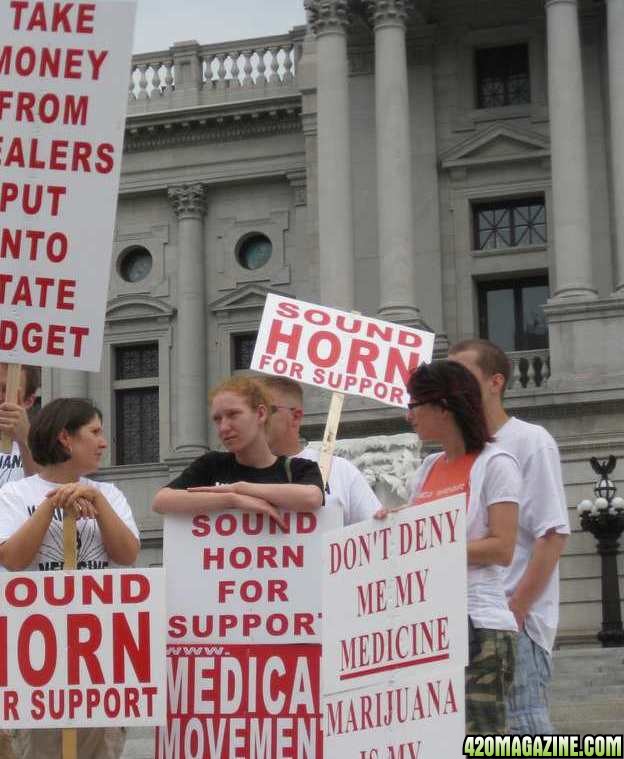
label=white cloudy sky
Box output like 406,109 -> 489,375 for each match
119,0 -> 307,53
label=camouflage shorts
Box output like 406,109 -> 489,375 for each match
465,627 -> 517,736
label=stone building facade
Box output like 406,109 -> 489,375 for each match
41,0 -> 624,643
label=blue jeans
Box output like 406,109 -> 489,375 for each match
506,629 -> 554,734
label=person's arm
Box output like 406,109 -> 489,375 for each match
508,530 -> 568,629
152,486 -> 286,525
0,402 -> 39,475
0,497 -> 56,571
93,491 -> 140,566
467,501 -> 518,566
191,481 -> 323,511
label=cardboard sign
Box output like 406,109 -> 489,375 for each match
0,0 -> 136,370
251,295 -> 435,409
0,568 -> 166,728
158,509 -> 341,759
322,496 -> 468,758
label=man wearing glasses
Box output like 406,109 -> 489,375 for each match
261,376 -> 381,525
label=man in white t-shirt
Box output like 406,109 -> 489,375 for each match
0,363 -> 40,485
261,376 -> 381,525
449,339 -> 570,735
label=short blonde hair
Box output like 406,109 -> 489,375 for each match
209,376 -> 273,414
259,375 -> 303,405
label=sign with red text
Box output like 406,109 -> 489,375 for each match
0,568 -> 166,728
251,295 -> 435,409
0,0 -> 136,370
157,509 -> 341,759
322,496 -> 467,758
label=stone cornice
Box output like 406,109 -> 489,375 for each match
304,0 -> 350,35
364,0 -> 415,27
168,183 -> 207,219
124,105 -> 302,153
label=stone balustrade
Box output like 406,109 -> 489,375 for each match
508,349 -> 551,390
128,33 -> 300,108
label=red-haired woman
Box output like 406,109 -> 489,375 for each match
152,376 -> 324,518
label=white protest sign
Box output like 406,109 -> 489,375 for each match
322,496 -> 467,694
322,495 -> 468,759
158,508 -> 340,759
251,295 -> 435,409
0,0 -> 136,370
323,668 -> 466,759
0,568 -> 166,728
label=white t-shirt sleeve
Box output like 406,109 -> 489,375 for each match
523,446 -> 570,537
0,483 -> 30,543
346,463 -> 382,522
482,454 -> 522,508
97,482 -> 140,540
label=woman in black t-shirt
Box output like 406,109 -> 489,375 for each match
152,376 -> 323,522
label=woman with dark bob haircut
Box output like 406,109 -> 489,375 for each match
0,397 -> 139,759
378,360 -> 521,735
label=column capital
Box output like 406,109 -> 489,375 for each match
364,0 -> 415,28
304,0 -> 350,36
168,183 -> 207,219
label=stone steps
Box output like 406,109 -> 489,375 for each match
550,646 -> 624,736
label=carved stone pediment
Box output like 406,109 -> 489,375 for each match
440,123 -> 550,171
106,294 -> 175,324
210,284 -> 290,315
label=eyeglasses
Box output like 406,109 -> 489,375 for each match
270,405 -> 300,414
407,400 -> 428,410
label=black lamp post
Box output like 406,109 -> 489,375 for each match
577,456 -> 624,647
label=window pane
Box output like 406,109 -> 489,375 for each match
484,288 -> 515,351
476,44 -> 530,109
473,197 -> 546,251
233,333 -> 257,371
115,344 -> 158,380
116,387 -> 159,465
520,285 -> 549,350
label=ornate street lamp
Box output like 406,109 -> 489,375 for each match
577,456 -> 624,647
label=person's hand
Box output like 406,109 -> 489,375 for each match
235,493 -> 286,529
374,508 -> 389,520
508,595 -> 528,631
47,484 -> 100,519
0,402 -> 30,445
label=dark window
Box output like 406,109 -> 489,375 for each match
114,343 -> 159,465
237,234 -> 272,270
118,246 -> 153,283
478,277 -> 549,352
473,197 -> 546,251
232,333 -> 257,371
476,44 -> 530,109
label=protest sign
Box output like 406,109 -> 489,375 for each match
157,508 -> 341,759
0,568 -> 166,728
322,495 -> 467,758
0,0 -> 136,370
251,295 -> 435,409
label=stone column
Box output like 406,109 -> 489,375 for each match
56,369 -> 89,398
545,0 -> 596,298
607,0 -> 624,292
304,0 -> 354,310
365,0 -> 421,324
168,184 -> 208,454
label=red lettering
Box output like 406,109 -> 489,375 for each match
67,613 -> 105,684
18,614 -> 56,686
112,612 -> 151,683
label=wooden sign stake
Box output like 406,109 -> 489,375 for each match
318,391 -> 345,488
0,364 -> 22,453
63,512 -> 78,759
